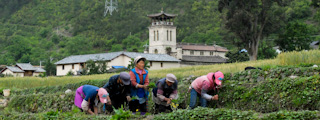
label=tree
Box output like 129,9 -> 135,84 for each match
218,0 -> 288,60
82,59 -> 108,75
225,50 -> 249,63
258,40 -> 277,60
276,21 -> 313,51
44,58 -> 56,76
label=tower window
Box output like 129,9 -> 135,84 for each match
155,49 -> 158,54
157,30 -> 159,41
170,31 -> 172,41
161,62 -> 163,67
167,30 -> 169,41
62,65 -> 65,70
154,31 -> 156,41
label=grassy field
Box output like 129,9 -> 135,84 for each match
1,50 -> 320,89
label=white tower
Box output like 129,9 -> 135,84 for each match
147,10 -> 177,55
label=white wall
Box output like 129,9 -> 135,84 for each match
149,61 -> 180,70
56,55 -> 181,76
180,50 -> 226,58
108,55 -> 132,69
56,64 -> 82,76
1,69 -> 24,77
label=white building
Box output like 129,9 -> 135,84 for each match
54,51 -> 180,76
0,63 -> 46,77
146,10 -> 228,65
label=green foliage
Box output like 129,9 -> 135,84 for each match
111,106 -> 131,120
147,82 -> 156,89
44,58 -> 56,76
153,107 -> 320,120
276,21 -> 314,51
225,50 -> 249,63
258,40 -> 278,60
218,0 -> 289,60
66,70 -> 74,76
82,59 -> 108,75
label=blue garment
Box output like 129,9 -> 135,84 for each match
189,88 -> 207,109
130,68 -> 149,104
82,85 -> 99,103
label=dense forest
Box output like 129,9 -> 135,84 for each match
0,0 -> 319,65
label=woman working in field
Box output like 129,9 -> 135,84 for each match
129,56 -> 149,114
74,85 -> 111,115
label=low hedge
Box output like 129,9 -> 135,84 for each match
5,67 -> 320,114
7,92 -> 75,113
153,107 -> 320,120
218,75 -> 320,113
1,107 -> 319,120
225,66 -> 320,82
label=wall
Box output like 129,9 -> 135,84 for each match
107,55 -> 131,69
149,25 -> 177,54
56,64 -> 82,76
181,50 -> 226,58
1,69 -> 24,77
149,61 -> 180,70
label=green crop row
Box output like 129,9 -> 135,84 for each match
6,75 -> 320,114
153,107 -> 320,120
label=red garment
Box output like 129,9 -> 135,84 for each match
129,67 -> 149,87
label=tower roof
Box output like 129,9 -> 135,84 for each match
147,10 -> 177,19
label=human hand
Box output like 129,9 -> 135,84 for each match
211,95 -> 218,100
106,96 -> 112,105
126,96 -> 131,102
166,98 -> 172,105
143,85 -> 148,90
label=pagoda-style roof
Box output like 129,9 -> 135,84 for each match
147,11 -> 177,19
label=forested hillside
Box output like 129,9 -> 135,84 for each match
0,0 -> 319,65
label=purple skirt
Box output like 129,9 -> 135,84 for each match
74,86 -> 86,108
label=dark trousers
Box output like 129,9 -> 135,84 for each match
105,95 -> 127,112
129,100 -> 147,112
155,104 -> 172,113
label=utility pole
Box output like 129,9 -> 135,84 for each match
40,60 -> 44,68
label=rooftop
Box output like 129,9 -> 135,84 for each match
1,66 -> 25,73
16,63 -> 36,71
55,51 -> 180,65
177,43 -> 229,52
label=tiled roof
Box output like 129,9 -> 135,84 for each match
16,63 -> 36,71
310,41 -> 319,46
178,44 -> 228,52
34,67 -> 46,73
1,66 -> 25,73
55,51 -> 180,65
182,55 -> 227,63
147,11 -> 177,17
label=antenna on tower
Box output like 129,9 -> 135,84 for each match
143,43 -> 149,51
104,0 -> 118,16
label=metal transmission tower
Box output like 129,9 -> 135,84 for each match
104,0 -> 118,16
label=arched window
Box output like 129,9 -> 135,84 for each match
166,47 -> 171,55
155,49 -> 158,54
